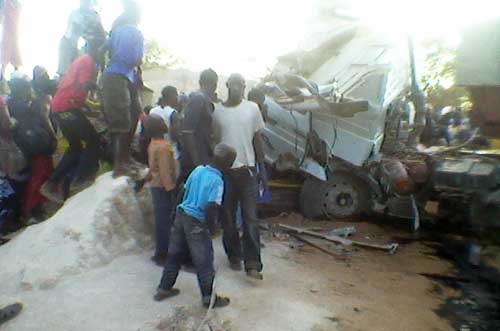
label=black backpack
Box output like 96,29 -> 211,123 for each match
10,101 -> 56,160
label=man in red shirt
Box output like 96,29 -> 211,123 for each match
41,53 -> 100,203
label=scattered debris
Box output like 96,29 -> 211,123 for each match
258,223 -> 271,232
273,231 -> 290,241
325,316 -> 340,323
410,195 -> 420,232
289,240 -> 305,250
327,226 -> 356,238
424,201 -> 440,216
156,306 -> 230,331
290,233 -> 348,261
419,273 -> 471,285
306,227 -> 325,232
279,224 -> 399,254
348,239 -> 399,255
279,224 -> 351,245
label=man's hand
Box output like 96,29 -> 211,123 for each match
253,131 -> 267,190
205,203 -> 220,237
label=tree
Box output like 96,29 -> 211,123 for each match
420,39 -> 470,111
142,39 -> 179,70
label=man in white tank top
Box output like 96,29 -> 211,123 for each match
213,74 -> 267,280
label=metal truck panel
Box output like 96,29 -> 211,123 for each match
433,157 -> 500,192
262,26 -> 410,177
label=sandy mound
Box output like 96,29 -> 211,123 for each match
0,174 -> 153,294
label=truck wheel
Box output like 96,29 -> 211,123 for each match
322,172 -> 369,219
299,177 -> 327,219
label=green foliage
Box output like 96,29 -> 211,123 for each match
421,39 -> 471,111
143,39 -> 179,70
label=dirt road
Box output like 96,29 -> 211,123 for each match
1,213 -> 457,331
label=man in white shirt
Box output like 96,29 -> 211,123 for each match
213,73 -> 267,280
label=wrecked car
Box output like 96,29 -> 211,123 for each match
256,20 -> 500,230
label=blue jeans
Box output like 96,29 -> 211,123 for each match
221,167 -> 262,272
158,210 -> 215,303
151,187 -> 174,257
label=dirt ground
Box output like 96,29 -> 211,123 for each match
264,213 -> 457,331
1,213 -> 459,331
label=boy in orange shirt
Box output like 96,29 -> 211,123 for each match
143,115 -> 177,265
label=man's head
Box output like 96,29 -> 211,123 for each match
33,66 -> 49,82
143,105 -> 153,115
80,0 -> 97,10
226,73 -> 246,104
160,86 -> 178,108
8,75 -> 32,102
199,68 -> 218,96
120,0 -> 141,26
212,143 -> 236,171
143,114 -> 167,138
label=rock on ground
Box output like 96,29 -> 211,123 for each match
0,173 -> 153,294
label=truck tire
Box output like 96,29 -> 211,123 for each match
322,172 -> 370,220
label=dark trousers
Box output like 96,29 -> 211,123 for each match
49,109 -> 99,191
159,211 -> 215,303
222,167 -> 262,272
102,73 -> 142,134
150,187 -> 174,257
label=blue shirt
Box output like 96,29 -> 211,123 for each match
104,25 -> 144,82
179,166 -> 224,222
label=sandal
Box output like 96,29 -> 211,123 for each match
154,288 -> 180,302
0,303 -> 23,325
203,295 -> 230,309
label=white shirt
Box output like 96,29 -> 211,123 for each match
213,100 -> 266,169
150,105 -> 181,164
150,105 -> 177,128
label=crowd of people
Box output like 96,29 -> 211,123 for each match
0,0 -> 270,312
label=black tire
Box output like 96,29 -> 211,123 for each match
321,172 -> 370,220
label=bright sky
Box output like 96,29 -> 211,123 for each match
13,0 -> 500,80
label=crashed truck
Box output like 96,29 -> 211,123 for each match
256,21 -> 500,230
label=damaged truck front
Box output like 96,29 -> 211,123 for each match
258,21 -> 500,230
